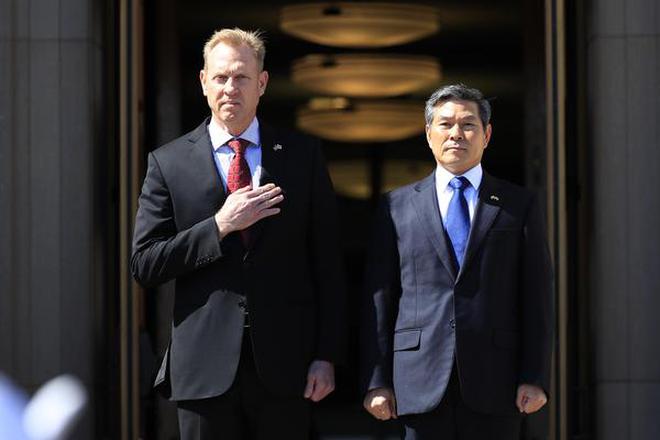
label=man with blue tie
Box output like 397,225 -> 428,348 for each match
360,84 -> 553,439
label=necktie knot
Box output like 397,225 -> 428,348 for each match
449,176 -> 469,191
227,138 -> 248,156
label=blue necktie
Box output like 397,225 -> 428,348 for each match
446,176 -> 470,268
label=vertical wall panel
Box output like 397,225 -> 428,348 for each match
12,39 -> 34,387
596,383 -> 628,440
29,40 -> 62,385
61,0 -> 90,39
627,36 -> 660,382
625,0 -> 657,35
0,0 -> 112,436
630,383 -> 660,439
0,35 -> 13,374
589,37 -> 628,382
591,0 -> 625,36
60,40 -> 93,382
30,0 -> 60,39
589,1 -> 660,438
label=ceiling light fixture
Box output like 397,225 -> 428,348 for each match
280,2 -> 440,48
297,98 -> 425,143
291,54 -> 441,98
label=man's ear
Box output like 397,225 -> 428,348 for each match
258,70 -> 269,96
484,123 -> 492,147
199,69 -> 207,96
425,124 -> 432,147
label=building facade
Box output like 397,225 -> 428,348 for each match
1,0 -> 659,439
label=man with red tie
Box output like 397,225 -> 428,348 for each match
131,28 -> 346,440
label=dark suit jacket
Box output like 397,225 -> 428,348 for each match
361,171 -> 553,416
131,119 -> 347,401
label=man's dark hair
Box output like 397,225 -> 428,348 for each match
424,84 -> 491,128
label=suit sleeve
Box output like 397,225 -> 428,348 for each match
308,143 -> 348,365
519,192 -> 554,393
360,196 -> 401,392
130,152 -> 223,288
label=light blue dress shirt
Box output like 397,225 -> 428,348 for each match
434,163 -> 483,227
208,117 -> 262,191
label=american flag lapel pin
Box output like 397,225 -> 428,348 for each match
490,195 -> 500,201
273,144 -> 283,151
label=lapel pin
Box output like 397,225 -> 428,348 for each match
490,195 -> 500,201
273,144 -> 283,151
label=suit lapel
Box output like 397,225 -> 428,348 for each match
246,123 -> 285,250
457,173 -> 501,280
186,119 -> 227,211
412,173 -> 457,280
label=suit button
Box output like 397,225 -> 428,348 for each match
449,319 -> 455,329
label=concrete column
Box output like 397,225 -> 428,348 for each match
588,0 -> 660,438
0,0 -> 112,437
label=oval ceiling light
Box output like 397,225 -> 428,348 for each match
328,159 -> 435,199
292,54 -> 441,98
280,2 -> 440,48
297,98 -> 425,143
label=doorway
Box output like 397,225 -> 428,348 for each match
118,0 -> 570,438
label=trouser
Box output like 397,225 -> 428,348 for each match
400,366 -> 522,440
176,331 -> 311,440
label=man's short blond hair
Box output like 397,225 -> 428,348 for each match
203,28 -> 266,71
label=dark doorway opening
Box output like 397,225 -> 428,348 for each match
138,1 -> 543,438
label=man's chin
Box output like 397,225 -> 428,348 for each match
442,154 -> 467,166
218,110 -> 241,123
440,160 -> 470,174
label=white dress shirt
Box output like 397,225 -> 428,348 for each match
208,117 -> 262,191
434,163 -> 483,227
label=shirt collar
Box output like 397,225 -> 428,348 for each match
435,163 -> 483,192
208,117 -> 261,151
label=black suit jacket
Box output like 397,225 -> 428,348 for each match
361,171 -> 553,416
131,119 -> 347,401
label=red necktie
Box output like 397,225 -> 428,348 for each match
227,138 -> 251,193
226,138 -> 251,245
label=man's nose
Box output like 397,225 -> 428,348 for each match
224,78 -> 238,94
449,124 -> 463,139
